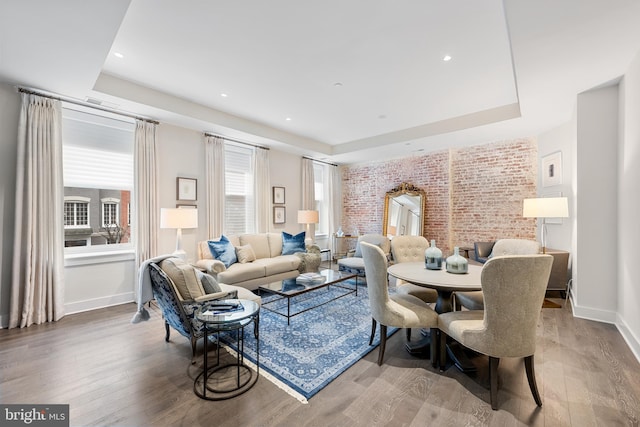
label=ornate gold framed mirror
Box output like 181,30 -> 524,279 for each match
382,182 -> 426,237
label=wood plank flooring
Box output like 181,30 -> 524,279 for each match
1,296 -> 639,426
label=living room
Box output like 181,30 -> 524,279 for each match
1,1 -> 640,425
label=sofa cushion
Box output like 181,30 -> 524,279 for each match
255,255 -> 301,276
236,244 -> 257,263
239,234 -> 270,259
217,262 -> 266,284
159,258 -> 205,300
267,232 -> 284,257
208,235 -> 238,268
282,231 -> 306,255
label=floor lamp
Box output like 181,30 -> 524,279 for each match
298,210 -> 319,246
160,208 -> 198,259
522,197 -> 569,253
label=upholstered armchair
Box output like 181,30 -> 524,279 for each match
338,234 -> 391,278
457,239 -> 540,310
361,242 -> 439,366
438,254 -> 553,410
148,258 -> 260,360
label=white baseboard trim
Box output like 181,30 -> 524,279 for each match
570,300 -> 618,324
616,315 -> 640,364
64,292 -> 134,315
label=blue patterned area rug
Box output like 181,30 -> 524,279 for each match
220,280 -> 397,403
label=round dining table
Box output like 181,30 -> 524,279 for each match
387,261 -> 483,371
387,262 -> 483,314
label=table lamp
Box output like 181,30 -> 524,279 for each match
161,208 -> 198,259
297,210 -> 319,246
522,197 -> 568,253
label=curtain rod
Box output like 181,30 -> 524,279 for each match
303,156 -> 338,167
18,87 -> 160,125
204,132 -> 269,150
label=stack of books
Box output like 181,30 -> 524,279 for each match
296,272 -> 325,285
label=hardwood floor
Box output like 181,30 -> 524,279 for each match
1,297 -> 638,426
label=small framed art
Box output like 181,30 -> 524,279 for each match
274,206 -> 286,224
542,151 -> 562,187
177,177 -> 197,201
273,186 -> 285,204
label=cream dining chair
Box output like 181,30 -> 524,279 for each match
361,241 -> 439,366
455,239 -> 540,311
438,254 -> 553,410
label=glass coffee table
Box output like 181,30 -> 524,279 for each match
258,269 -> 358,324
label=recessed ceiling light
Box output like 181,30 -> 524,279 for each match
114,52 -> 124,59
220,93 -> 228,97
378,115 -> 387,119
286,117 -> 292,121
443,55 -> 452,62
333,82 -> 343,87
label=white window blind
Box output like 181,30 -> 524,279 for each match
225,144 -> 255,235
62,108 -> 134,190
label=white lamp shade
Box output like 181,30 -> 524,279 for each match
523,197 -> 569,218
160,208 -> 198,229
297,210 -> 319,224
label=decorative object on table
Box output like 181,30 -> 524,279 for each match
297,209 -> 319,245
336,226 -> 344,237
219,278 -> 397,402
424,239 -> 443,270
522,196 -> 569,253
160,207 -> 198,259
541,151 -> 563,187
176,177 -> 197,201
272,186 -> 285,204
273,206 -> 286,224
296,272 -> 325,284
446,247 -> 468,274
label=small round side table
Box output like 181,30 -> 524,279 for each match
194,299 -> 260,400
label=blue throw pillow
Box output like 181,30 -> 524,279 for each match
282,231 -> 306,255
207,235 -> 237,268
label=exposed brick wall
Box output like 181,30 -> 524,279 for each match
341,138 -> 537,255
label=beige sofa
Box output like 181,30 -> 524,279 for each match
195,233 -> 320,291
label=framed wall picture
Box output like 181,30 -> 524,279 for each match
273,206 -> 286,224
542,151 -> 562,187
273,186 -> 285,204
177,177 -> 197,201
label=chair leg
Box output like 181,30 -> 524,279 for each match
190,336 -> 198,364
406,328 -> 412,341
429,328 -> 438,368
489,356 -> 500,410
525,355 -> 543,407
378,324 -> 387,366
164,321 -> 170,342
254,314 -> 260,339
439,330 -> 447,371
369,318 -> 377,345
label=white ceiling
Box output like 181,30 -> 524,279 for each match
2,0 -> 640,164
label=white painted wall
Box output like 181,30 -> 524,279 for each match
618,49 -> 640,359
536,122 -> 575,252
0,84 -> 19,327
575,85 -> 619,322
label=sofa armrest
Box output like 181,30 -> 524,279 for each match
195,259 -> 226,274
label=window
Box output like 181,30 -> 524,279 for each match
224,144 -> 255,235
313,162 -> 329,236
62,107 -> 135,249
101,198 -> 120,227
64,197 -> 90,228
